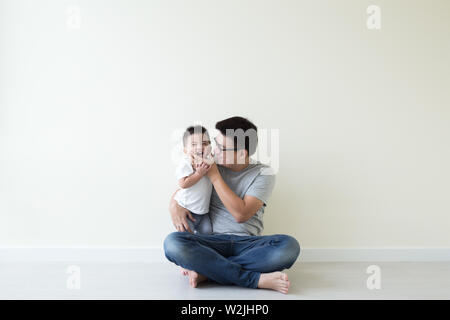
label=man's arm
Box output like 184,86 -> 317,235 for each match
169,189 -> 195,233
206,163 -> 264,223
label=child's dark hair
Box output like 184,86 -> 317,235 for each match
183,125 -> 210,147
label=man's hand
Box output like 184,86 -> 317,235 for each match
169,190 -> 195,233
206,162 -> 221,184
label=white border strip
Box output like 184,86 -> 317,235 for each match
1,247 -> 449,262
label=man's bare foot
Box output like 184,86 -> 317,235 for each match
180,267 -> 189,276
187,270 -> 208,288
257,272 -> 290,294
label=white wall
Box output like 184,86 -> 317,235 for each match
1,0 -> 449,248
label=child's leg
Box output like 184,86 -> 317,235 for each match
186,212 -> 202,234
196,213 -> 212,235
186,212 -> 212,234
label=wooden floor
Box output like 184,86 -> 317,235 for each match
1,260 -> 449,299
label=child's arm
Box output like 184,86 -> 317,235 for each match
178,162 -> 210,189
179,171 -> 202,189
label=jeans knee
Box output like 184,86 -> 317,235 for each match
163,232 -> 190,263
273,235 -> 300,269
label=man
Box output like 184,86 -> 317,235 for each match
164,116 -> 300,294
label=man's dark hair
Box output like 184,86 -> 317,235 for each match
215,116 -> 258,156
183,125 -> 209,147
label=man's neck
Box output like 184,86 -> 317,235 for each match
227,158 -> 250,172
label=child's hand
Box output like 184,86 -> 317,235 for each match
195,162 -> 210,176
191,153 -> 203,166
203,153 -> 215,165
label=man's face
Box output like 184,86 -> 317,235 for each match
213,134 -> 238,166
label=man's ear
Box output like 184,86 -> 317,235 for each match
237,149 -> 247,164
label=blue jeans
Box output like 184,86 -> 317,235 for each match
163,232 -> 300,288
187,213 -> 212,235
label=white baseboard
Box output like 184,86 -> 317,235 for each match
1,246 -> 449,262
299,248 -> 450,262
0,246 -> 165,263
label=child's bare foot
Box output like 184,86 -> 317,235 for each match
257,272 -> 290,294
180,267 -> 189,276
187,270 -> 208,288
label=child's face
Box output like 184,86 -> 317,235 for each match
184,133 -> 212,158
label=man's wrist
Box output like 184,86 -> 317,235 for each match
209,172 -> 221,185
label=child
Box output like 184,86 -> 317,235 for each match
174,125 -> 215,234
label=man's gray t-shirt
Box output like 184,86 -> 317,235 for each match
209,161 -> 276,236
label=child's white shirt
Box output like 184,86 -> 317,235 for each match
174,155 -> 212,214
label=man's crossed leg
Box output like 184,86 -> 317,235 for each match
163,232 -> 300,294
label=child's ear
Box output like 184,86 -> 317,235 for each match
183,147 -> 188,154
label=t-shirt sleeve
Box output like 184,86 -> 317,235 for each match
175,158 -> 194,180
245,168 -> 276,205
